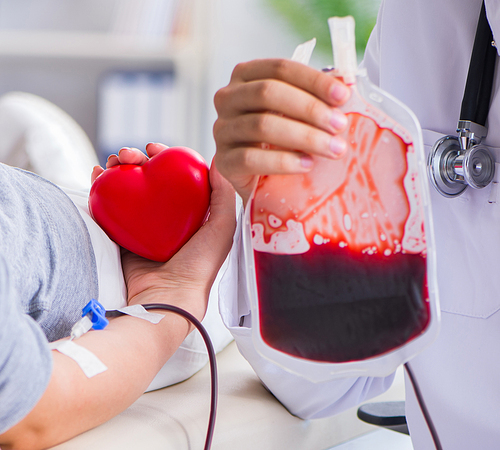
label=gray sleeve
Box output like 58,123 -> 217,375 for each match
0,165 -> 99,343
0,255 -> 53,434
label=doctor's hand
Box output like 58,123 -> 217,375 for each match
213,58 -> 350,206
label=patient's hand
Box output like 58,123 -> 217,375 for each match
122,161 -> 235,321
91,143 -> 236,322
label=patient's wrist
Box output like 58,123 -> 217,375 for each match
128,286 -> 208,325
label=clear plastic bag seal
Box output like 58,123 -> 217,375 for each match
329,16 -> 357,84
290,38 -> 317,65
243,17 -> 439,382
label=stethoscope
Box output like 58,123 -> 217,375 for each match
428,1 -> 498,197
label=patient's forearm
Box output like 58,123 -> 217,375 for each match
0,292 -> 199,450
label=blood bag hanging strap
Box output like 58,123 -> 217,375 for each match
460,1 -> 497,126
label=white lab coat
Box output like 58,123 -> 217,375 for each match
218,0 -> 500,448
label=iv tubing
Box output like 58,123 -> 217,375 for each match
116,303 -> 218,450
404,362 -> 442,450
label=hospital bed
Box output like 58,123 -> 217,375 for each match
50,341 -> 406,450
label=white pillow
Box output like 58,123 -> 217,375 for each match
0,91 -> 99,191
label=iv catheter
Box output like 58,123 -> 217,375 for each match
428,1 -> 497,197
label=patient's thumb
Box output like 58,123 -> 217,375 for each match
207,159 -> 236,232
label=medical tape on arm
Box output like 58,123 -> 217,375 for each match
49,301 -> 165,378
49,340 -> 108,378
115,304 -> 164,324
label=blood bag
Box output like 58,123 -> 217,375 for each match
243,17 -> 440,382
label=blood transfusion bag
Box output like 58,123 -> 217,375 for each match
243,17 -> 440,382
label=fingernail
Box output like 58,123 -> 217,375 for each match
331,84 -> 350,103
330,109 -> 348,131
330,137 -> 347,156
300,155 -> 314,168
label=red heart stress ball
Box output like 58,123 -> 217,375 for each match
89,146 -> 211,262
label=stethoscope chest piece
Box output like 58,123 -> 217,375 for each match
428,1 -> 497,198
428,134 -> 495,197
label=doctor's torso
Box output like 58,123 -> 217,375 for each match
364,1 -> 500,448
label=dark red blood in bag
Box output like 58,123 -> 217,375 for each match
251,111 -> 429,362
254,246 -> 429,362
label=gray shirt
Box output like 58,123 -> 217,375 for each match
0,163 -> 98,433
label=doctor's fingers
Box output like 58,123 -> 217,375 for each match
228,59 -> 350,107
214,112 -> 347,161
214,78 -> 348,135
215,145 -> 311,204
216,145 -> 313,177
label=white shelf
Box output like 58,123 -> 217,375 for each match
0,0 -> 216,160
0,30 -> 199,61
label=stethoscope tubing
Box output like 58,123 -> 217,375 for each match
460,1 -> 496,126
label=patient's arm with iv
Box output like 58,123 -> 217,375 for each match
0,163 -> 236,450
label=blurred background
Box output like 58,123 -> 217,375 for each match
0,0 -> 381,166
